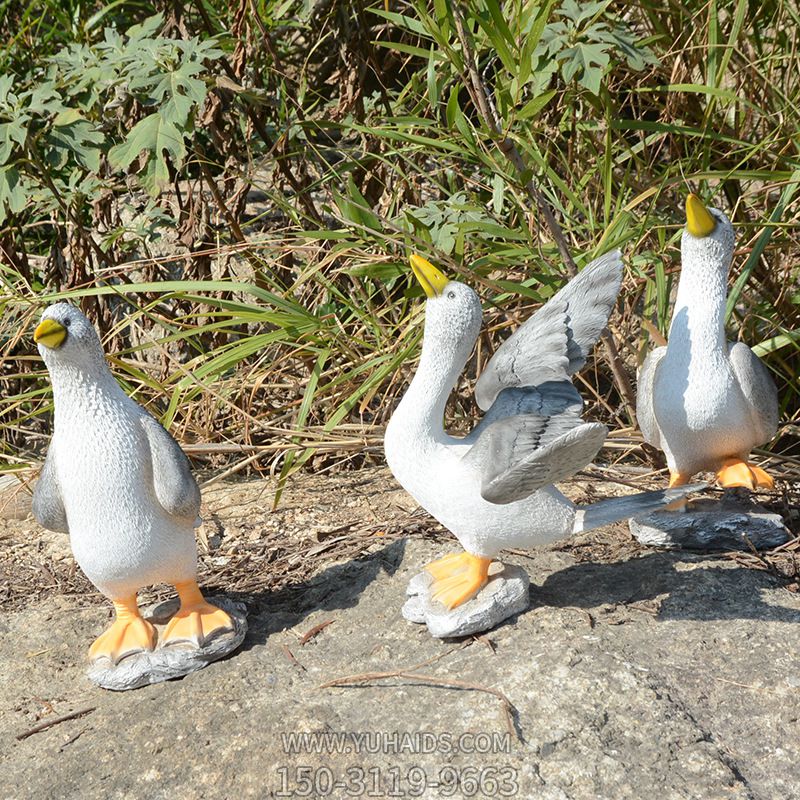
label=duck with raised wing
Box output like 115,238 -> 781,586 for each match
637,195 -> 779,490
385,253 -> 702,610
33,303 -> 233,665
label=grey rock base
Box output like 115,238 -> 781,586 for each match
629,497 -> 790,551
87,596 -> 248,691
402,562 -> 530,638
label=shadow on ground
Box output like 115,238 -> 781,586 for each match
536,548 -> 800,623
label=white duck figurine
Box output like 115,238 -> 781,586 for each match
385,253 -> 701,610
32,303 -> 233,664
637,194 -> 778,489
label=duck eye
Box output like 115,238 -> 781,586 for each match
63,318 -> 71,328
447,290 -> 456,299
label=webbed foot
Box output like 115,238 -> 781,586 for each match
89,596 -> 156,665
162,581 -> 233,648
425,552 -> 492,610
717,459 -> 774,490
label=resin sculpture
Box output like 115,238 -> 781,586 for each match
637,193 -> 779,489
385,252 -> 702,633
33,303 -> 245,688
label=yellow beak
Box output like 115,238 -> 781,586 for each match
34,318 -> 67,349
685,193 -> 716,238
409,253 -> 449,298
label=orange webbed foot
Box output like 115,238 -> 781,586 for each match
425,552 -> 492,610
717,459 -> 774,491
162,581 -> 233,648
89,596 -> 156,665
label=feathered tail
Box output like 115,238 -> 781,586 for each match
571,484 -> 706,534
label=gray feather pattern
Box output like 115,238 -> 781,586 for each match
636,346 -> 666,448
473,381 -> 583,433
574,483 -> 706,533
727,342 -> 779,445
139,413 -> 201,522
32,446 -> 69,533
465,412 -> 607,505
475,249 -> 623,410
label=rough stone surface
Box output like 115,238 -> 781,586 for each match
86,597 -> 248,691
2,473 -> 799,800
630,497 -> 790,551
403,562 -> 530,638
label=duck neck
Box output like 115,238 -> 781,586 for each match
395,335 -> 469,437
49,361 -> 126,426
667,259 -> 728,358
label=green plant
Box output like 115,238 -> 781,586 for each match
535,0 -> 658,95
0,0 -> 797,491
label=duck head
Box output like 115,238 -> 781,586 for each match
34,302 -> 107,375
681,193 -> 735,276
409,254 -> 483,365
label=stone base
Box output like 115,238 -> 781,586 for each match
87,596 -> 248,691
629,497 -> 790,551
402,562 -> 530,638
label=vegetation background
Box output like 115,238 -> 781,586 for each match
0,0 -> 798,496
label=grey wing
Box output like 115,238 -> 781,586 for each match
728,341 -> 779,445
32,445 -> 68,533
469,380 -> 583,441
464,409 -> 608,505
139,413 -> 201,523
636,346 -> 666,448
475,249 -> 623,410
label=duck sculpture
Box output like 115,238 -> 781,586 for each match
32,303 -> 233,664
637,194 -> 779,490
385,252 -> 702,610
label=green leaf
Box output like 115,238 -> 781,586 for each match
491,173 -> 505,215
517,89 -> 556,120
48,109 -> 104,173
125,13 -> 164,41
0,165 -> 27,223
561,42 -> 610,94
557,0 -> 608,25
108,112 -> 187,195
0,120 -> 27,164
333,177 -> 381,232
752,332 -> 800,357
0,75 -> 14,106
26,85 -> 64,115
480,0 -> 517,73
153,62 -> 208,126
426,46 -> 439,106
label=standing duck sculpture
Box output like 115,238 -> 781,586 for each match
637,194 -> 779,490
385,252 -> 702,610
32,303 -> 233,666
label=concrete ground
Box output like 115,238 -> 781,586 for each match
1,469 -> 799,799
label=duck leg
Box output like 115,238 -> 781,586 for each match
716,459 -> 774,491
425,552 -> 492,610
665,471 -> 692,511
162,580 -> 233,648
668,471 -> 691,487
88,595 -> 156,664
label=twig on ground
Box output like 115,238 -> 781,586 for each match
319,641 -> 521,741
58,726 -> 89,752
16,706 -> 96,741
320,669 -> 521,742
299,619 -> 335,645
